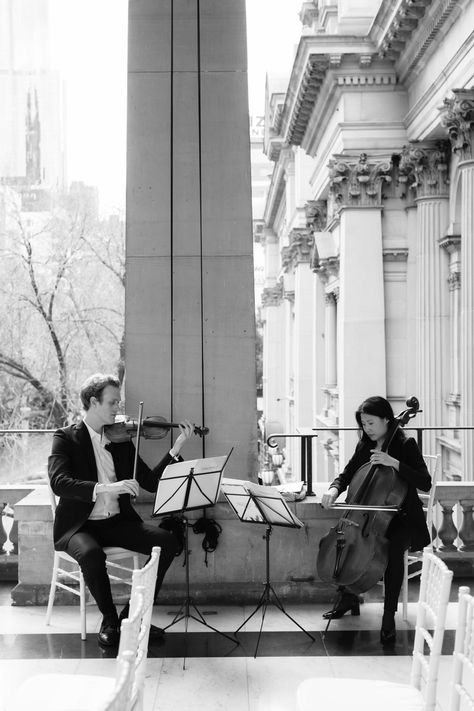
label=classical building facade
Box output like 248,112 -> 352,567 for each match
260,0 -> 474,481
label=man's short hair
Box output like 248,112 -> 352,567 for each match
80,373 -> 121,410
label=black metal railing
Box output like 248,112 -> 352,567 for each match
267,426 -> 474,497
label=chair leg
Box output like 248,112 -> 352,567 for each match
402,550 -> 408,622
45,555 -> 59,626
79,570 -> 87,641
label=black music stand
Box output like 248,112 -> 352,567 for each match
152,451 -> 236,665
222,479 -> 315,657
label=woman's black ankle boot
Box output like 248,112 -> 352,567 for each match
323,591 -> 360,620
380,610 -> 396,644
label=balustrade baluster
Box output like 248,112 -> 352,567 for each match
437,499 -> 458,551
0,504 -> 7,554
458,501 -> 474,551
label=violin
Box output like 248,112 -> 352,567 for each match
104,414 -> 209,443
316,396 -> 421,595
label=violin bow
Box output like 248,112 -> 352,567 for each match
131,401 -> 144,481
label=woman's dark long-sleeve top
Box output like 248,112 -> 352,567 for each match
329,435 -> 432,552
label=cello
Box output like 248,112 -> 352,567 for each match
316,396 -> 421,596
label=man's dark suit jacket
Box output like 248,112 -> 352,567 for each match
329,435 -> 432,552
48,421 -> 178,551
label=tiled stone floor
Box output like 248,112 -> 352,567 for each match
0,580 -> 466,710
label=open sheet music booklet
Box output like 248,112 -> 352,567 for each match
221,478 -> 304,528
153,451 -> 232,516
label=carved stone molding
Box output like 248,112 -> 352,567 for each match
284,290 -> 295,304
328,153 -> 393,210
287,55 -> 330,146
261,279 -> 284,308
440,90 -> 474,161
382,248 -> 409,262
439,234 -> 461,254
299,1 -> 318,28
398,142 -> 450,197
281,229 -> 314,272
281,246 -> 292,273
448,271 -> 461,291
305,200 -> 328,232
313,256 -> 340,282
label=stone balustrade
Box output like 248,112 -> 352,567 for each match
432,482 -> 474,567
4,481 -> 474,606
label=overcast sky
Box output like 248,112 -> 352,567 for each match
51,1 -> 301,214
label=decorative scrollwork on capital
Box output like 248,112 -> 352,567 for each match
398,142 -> 450,197
261,279 -> 284,308
305,200 -> 327,232
328,153 -> 393,210
282,229 -> 314,272
440,90 -> 474,160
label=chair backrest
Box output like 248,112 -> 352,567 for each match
127,546 -> 161,710
101,650 -> 135,711
450,585 -> 474,711
410,549 -> 453,710
421,454 -> 441,541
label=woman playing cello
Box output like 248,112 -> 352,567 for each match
320,396 -> 431,643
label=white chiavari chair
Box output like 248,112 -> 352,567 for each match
45,484 -> 140,639
297,550 -> 453,711
402,454 -> 441,621
11,547 -> 161,711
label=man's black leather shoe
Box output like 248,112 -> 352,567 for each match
98,618 -> 119,647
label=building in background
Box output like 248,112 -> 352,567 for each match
259,0 -> 474,482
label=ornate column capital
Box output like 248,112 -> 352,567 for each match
282,228 -> 314,272
328,153 -> 393,211
440,89 -> 474,161
398,141 -> 450,197
448,271 -> 461,291
305,200 -> 328,232
261,279 -> 284,308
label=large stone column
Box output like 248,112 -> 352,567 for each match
125,0 -> 257,477
441,90 -> 474,480
399,143 -> 450,455
328,154 -> 391,463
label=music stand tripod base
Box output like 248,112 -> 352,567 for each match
152,452 -> 237,666
221,481 -> 315,658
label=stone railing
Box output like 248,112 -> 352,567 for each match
432,482 -> 474,566
0,486 -> 35,580
6,481 -> 474,606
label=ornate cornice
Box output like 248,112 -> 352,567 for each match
328,153 -> 393,210
440,90 -> 474,161
375,0 -> 460,83
287,56 -> 330,146
305,200 -> 328,232
261,279 -> 284,308
377,1 -> 431,61
398,141 -> 450,197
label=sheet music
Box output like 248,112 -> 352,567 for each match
221,478 -> 304,528
153,452 -> 232,516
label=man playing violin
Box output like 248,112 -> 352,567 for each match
48,373 -> 196,647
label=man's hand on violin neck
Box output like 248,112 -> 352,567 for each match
172,420 -> 196,454
96,479 -> 140,497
